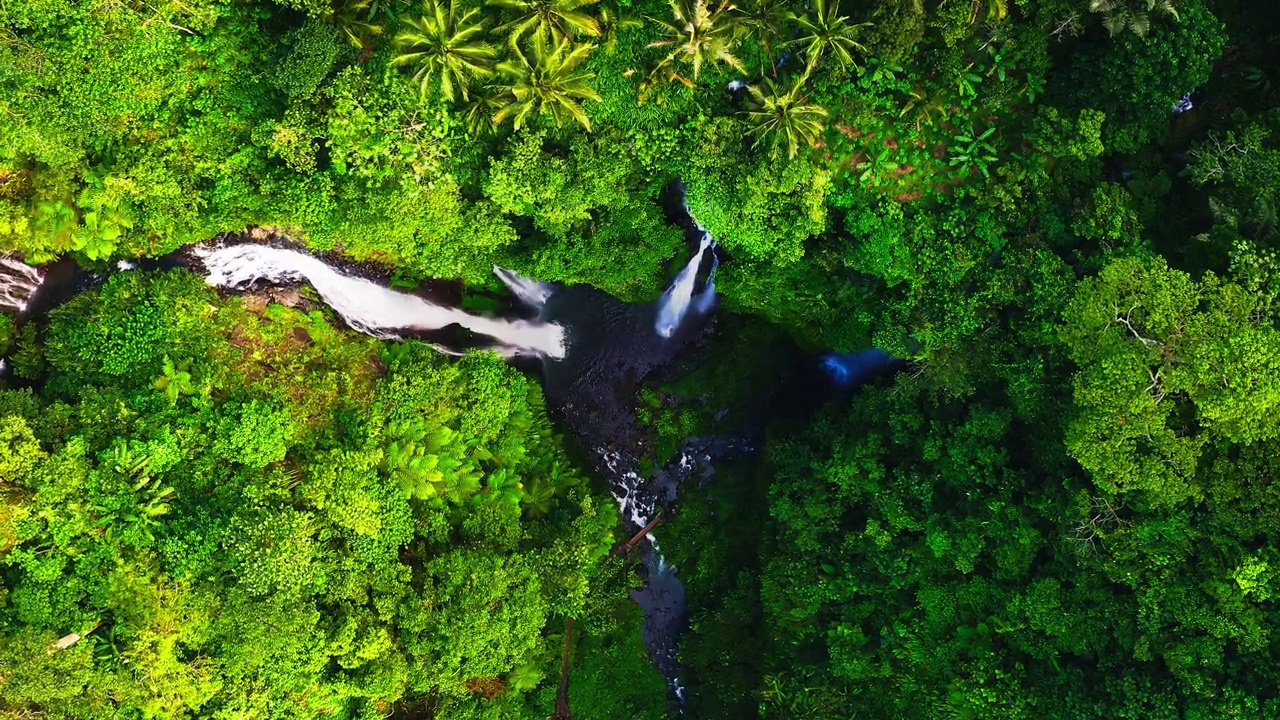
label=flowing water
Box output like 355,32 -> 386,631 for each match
193,236 -> 725,707
197,244 -> 567,359
1,192 -> 816,712
693,254 -> 718,316
0,254 -> 44,313
493,266 -> 555,309
655,233 -> 714,338
822,348 -> 900,387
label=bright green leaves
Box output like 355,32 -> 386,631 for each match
277,20 -> 347,99
1031,107 -> 1107,163
483,129 -> 681,299
641,0 -> 745,99
300,448 -> 403,539
0,629 -> 118,717
403,550 -> 550,695
382,417 -> 478,501
227,509 -> 322,596
392,0 -> 496,103
742,76 -> 829,160
684,121 -> 831,264
71,200 -> 134,262
89,443 -> 177,548
786,0 -> 871,73
947,123 -> 999,180
0,414 -> 44,483
485,129 -> 595,238
1,277 -> 623,717
493,33 -> 601,132
1062,256 -> 1280,506
1061,257 -> 1204,505
1174,283 -> 1280,444
153,357 -> 199,405
213,400 -> 297,469
22,201 -> 77,262
46,270 -> 215,379
376,349 -> 585,523
70,212 -> 121,261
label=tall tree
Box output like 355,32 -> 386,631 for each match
324,0 -> 386,50
493,34 -> 602,130
737,0 -> 787,74
1061,256 -> 1280,506
391,0 -> 497,102
786,0 -> 870,72
490,0 -> 603,46
642,0 -> 745,98
742,76 -> 828,158
1089,0 -> 1179,36
596,4 -> 643,51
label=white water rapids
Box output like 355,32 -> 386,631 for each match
197,244 -> 567,359
0,255 -> 44,313
493,265 -> 554,308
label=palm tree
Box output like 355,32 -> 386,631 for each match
459,89 -> 504,135
490,0 -> 602,46
493,33 -> 602,130
642,0 -> 745,97
597,4 -> 643,51
968,0 -> 1007,23
391,0 -> 497,102
742,76 -> 828,158
737,0 -> 787,74
324,0 -> 385,50
787,0 -> 870,72
1089,0 -> 1177,36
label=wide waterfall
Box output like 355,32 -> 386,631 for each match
655,233 -> 714,338
197,244 -> 567,359
0,254 -> 44,313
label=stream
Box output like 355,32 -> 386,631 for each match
0,190 -> 896,711
0,194 -> 724,708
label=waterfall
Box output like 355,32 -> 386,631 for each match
493,266 -> 554,309
821,349 -> 898,387
0,255 -> 44,313
654,233 -> 713,338
693,252 -> 718,316
197,244 -> 567,359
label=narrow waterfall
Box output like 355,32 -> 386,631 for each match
493,266 -> 554,309
655,233 -> 713,338
197,244 -> 567,359
693,253 -> 719,316
0,255 -> 44,313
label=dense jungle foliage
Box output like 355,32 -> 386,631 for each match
4,0 -> 1280,717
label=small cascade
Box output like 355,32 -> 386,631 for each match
493,266 -> 555,309
0,254 -> 45,313
197,244 -> 567,359
1173,92 -> 1194,116
693,250 -> 718,316
595,436 -> 750,708
655,233 -> 713,338
821,348 -> 900,387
